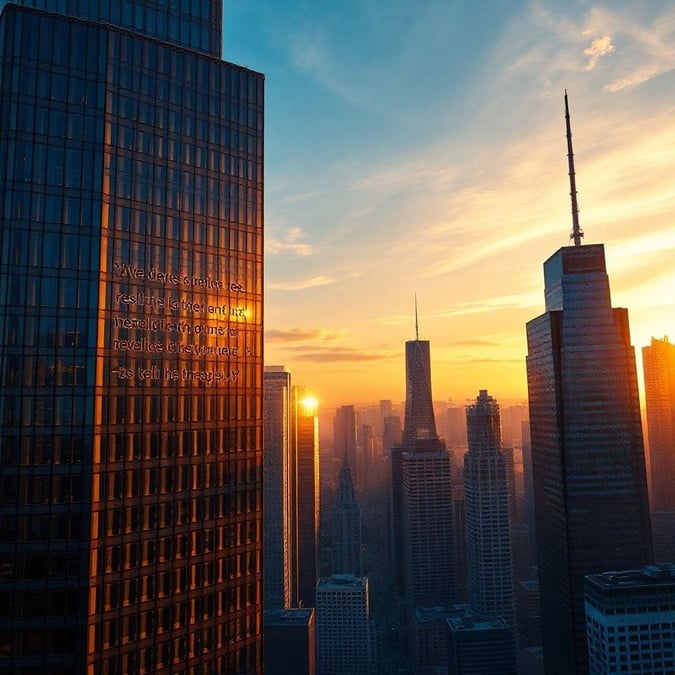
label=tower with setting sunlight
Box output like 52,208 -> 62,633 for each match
0,1 -> 264,672
391,302 -> 455,609
525,93 -> 652,675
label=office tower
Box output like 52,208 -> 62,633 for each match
263,608 -> 316,675
293,386 -> 320,608
516,578 -> 542,647
585,564 -> 675,674
643,336 -> 675,559
412,606 -> 461,673
264,366 -> 292,609
520,420 -> 537,566
333,405 -> 358,480
445,406 -> 468,449
447,612 -> 516,675
464,391 -> 515,629
380,399 -> 393,421
0,2 -> 264,673
390,314 -> 455,608
382,415 -> 402,453
316,575 -> 375,675
642,336 -> 675,510
452,478 -> 469,602
525,94 -> 652,674
331,458 -> 362,576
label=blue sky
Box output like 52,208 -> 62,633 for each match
223,0 -> 675,407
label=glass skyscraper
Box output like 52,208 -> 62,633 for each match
526,243 -> 652,674
0,1 -> 264,672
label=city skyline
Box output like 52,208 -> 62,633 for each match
224,0 -> 675,408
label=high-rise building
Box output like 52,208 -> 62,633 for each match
525,94 -> 652,674
391,321 -> 454,608
263,608 -> 316,675
293,387 -> 320,608
642,337 -> 675,557
316,575 -> 375,675
464,391 -> 515,628
447,612 -> 516,675
334,405 -> 357,460
585,564 -> 675,674
643,336 -> 675,509
0,1 -> 264,673
264,366 -> 292,609
331,458 -> 362,577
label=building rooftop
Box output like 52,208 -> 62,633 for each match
317,574 -> 368,591
586,563 -> 675,590
264,609 -> 314,626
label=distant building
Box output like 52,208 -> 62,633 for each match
332,458 -> 363,576
412,606 -> 460,674
516,578 -> 542,647
447,611 -> 516,675
391,336 -> 455,608
585,564 -> 675,674
643,337 -> 675,561
264,366 -> 292,609
526,94 -> 652,675
294,387 -> 320,608
464,391 -> 515,628
334,404 -> 358,467
316,575 -> 375,675
264,608 -> 316,675
642,336 -> 675,511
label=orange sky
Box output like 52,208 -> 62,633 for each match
240,1 -> 675,410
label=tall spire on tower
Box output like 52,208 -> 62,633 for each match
565,90 -> 584,246
415,293 -> 419,340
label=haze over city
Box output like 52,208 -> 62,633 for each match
225,0 -> 675,407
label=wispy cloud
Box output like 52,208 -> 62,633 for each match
267,275 -> 337,291
584,35 -> 615,71
267,226 -> 314,256
265,328 -> 346,342
283,345 -> 397,363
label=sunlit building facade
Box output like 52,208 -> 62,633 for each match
263,367 -> 292,609
292,387 -> 319,609
0,1 -> 264,672
526,243 -> 652,675
643,336 -> 675,561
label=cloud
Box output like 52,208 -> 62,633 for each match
266,227 -> 314,256
283,346 -> 396,363
584,35 -> 615,71
265,328 -> 346,343
266,275 -> 336,291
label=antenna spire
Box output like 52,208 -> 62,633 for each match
414,294 -> 419,340
565,90 -> 583,246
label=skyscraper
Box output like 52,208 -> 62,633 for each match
0,2 -> 264,672
390,312 -> 454,609
464,390 -> 515,627
264,366 -> 292,609
585,564 -> 675,674
316,575 -> 375,675
292,387 -> 320,608
525,93 -> 652,674
331,458 -> 363,577
642,336 -> 675,511
334,404 -> 358,481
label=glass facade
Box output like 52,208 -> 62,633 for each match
0,0 -> 223,56
526,244 -> 652,675
0,3 -> 263,673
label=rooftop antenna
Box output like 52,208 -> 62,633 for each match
565,90 -> 583,246
414,294 -> 419,340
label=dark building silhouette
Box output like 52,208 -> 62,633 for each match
333,404 -> 358,482
293,386 -> 320,608
264,608 -> 316,675
464,391 -> 515,632
0,1 -> 264,672
390,314 -> 454,609
525,94 -> 652,674
331,458 -> 362,577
